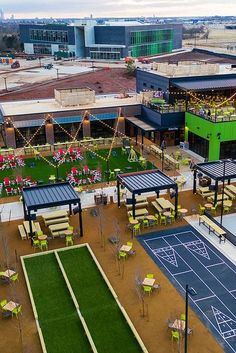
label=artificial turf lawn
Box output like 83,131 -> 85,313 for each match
58,247 -> 143,353
0,147 -> 153,196
24,253 -> 92,353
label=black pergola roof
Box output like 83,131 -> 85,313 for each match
23,182 -> 80,211
117,169 -> 177,193
195,160 -> 236,181
125,116 -> 157,132
172,77 -> 236,91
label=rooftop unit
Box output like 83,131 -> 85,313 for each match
54,87 -> 95,107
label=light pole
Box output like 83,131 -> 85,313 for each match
160,140 -> 166,172
3,77 -> 7,91
185,285 -> 197,353
220,159 -> 229,226
56,68 -> 59,80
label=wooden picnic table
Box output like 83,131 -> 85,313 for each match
150,145 -> 163,157
156,198 -> 175,211
23,221 -> 36,235
49,222 -> 69,232
128,208 -> 148,217
42,210 -> 68,221
226,184 -> 236,194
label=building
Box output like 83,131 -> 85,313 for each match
19,20 -> 182,60
136,60 -> 236,160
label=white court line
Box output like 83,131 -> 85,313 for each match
206,262 -> 225,268
230,289 -> 236,293
144,238 -> 236,353
143,239 -> 236,353
173,270 -> 193,276
195,295 -> 216,302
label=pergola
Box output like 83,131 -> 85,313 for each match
22,182 -> 83,238
117,169 -> 178,218
193,160 -> 236,205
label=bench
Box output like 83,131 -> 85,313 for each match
126,202 -> 149,210
18,225 -> 27,240
49,222 -> 69,238
34,222 -> 42,234
224,189 -> 236,200
50,230 -> 66,238
45,217 -> 69,226
151,201 -> 163,213
42,210 -> 68,221
199,215 -> 226,242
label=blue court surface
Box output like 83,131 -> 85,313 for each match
137,225 -> 236,353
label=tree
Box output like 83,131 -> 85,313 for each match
125,56 -> 136,76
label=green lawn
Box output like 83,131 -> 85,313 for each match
24,254 -> 92,353
1,147 -> 153,196
58,247 -> 143,353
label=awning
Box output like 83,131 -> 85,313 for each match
125,116 -> 157,132
171,77 -> 236,91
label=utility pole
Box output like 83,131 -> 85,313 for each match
3,77 -> 8,91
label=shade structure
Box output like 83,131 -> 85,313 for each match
193,159 -> 236,206
117,169 -> 178,218
22,182 -> 83,238
171,77 -> 236,91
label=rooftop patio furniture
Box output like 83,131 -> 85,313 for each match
66,235 -> 73,246
171,330 -> 180,342
39,240 -> 48,251
143,285 -> 152,296
18,225 -> 27,240
12,304 -> 22,318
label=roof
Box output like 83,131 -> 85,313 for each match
125,116 -> 157,132
171,77 -> 236,91
117,169 -> 177,194
23,182 -> 80,211
0,94 -> 139,117
195,160 -> 236,180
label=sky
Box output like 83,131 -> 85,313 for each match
1,0 -> 236,19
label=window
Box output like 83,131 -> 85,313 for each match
30,29 -> 69,43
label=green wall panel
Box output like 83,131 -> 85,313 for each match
185,112 -> 236,160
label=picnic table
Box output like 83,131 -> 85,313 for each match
23,221 -> 36,235
3,301 -> 19,312
49,222 -> 69,232
150,145 -> 163,157
128,208 -> 148,217
156,198 -> 175,211
142,277 -> 155,287
42,210 -> 68,221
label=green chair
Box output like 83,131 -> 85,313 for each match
122,147 -> 126,155
127,241 -> 133,248
36,230 -> 43,237
66,235 -> 73,246
67,226 -> 74,231
146,274 -> 154,279
118,251 -> 127,260
109,171 -> 115,179
171,330 -> 180,342
133,223 -> 141,236
0,299 -> 7,310
211,204 -> 218,215
180,313 -> 186,321
199,204 -> 205,215
32,238 -> 40,251
170,211 -> 176,223
160,215 -> 167,225
223,206 -> 230,214
12,305 -> 22,318
177,204 -> 181,210
10,273 -> 19,283
142,219 -> 149,229
154,214 -> 159,224
39,240 -> 48,251
143,285 -> 152,296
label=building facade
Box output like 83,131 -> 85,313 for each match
20,20 -> 182,59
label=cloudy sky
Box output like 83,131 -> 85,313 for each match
1,0 -> 236,18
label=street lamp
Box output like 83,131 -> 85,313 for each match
160,140 -> 166,172
185,284 -> 197,353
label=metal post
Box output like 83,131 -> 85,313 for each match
29,211 -> 33,239
141,132 -> 144,152
132,193 -> 136,219
175,186 -> 178,218
78,201 -> 83,237
161,148 -> 164,171
106,160 -> 110,184
214,180 -> 218,206
69,204 -> 72,216
193,169 -> 197,194
185,284 -> 189,353
117,180 -> 120,208
220,160 -> 226,226
3,77 -> 7,92
56,68 -> 59,79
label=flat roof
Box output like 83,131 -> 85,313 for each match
117,169 -> 177,194
172,77 -> 236,91
195,160 -> 236,180
125,116 -> 156,132
0,94 -> 140,117
23,182 -> 80,211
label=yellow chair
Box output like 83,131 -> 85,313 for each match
39,240 -> 48,251
223,206 -> 230,214
127,241 -> 133,248
146,274 -> 154,279
66,235 -> 74,246
211,204 -> 218,215
160,215 -> 167,225
143,285 -> 152,296
118,251 -> 127,260
142,219 -> 149,229
154,214 -> 159,224
180,313 -> 186,321
171,330 -> 180,342
199,204 -> 205,215
133,223 -> 141,236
